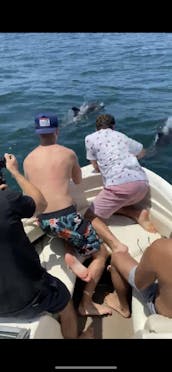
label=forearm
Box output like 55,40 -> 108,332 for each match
136,148 -> 146,160
111,250 -> 138,283
72,157 -> 82,184
12,170 -> 47,214
90,160 -> 100,172
5,153 -> 47,214
72,170 -> 82,184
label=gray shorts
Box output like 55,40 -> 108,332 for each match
128,265 -> 157,315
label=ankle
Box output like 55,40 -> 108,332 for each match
82,290 -> 95,302
83,290 -> 95,297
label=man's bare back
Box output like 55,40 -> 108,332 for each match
23,140 -> 92,282
24,143 -> 81,213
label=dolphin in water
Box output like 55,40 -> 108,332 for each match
141,117 -> 172,160
154,118 -> 172,146
71,101 -> 105,122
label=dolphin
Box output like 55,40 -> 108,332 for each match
71,101 -> 104,121
155,124 -> 172,146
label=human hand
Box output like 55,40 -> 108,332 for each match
0,183 -> 7,190
4,153 -> 19,177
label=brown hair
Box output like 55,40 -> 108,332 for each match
96,114 -> 116,130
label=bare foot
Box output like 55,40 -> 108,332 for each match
65,253 -> 92,282
137,209 -> 157,233
117,207 -> 157,233
104,292 -> 130,318
78,301 -> 112,316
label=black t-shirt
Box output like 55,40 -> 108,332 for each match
0,188 -> 46,315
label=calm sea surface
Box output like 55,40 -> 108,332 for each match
0,32 -> 172,188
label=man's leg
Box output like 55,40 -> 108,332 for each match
105,264 -> 131,318
116,206 -> 157,233
78,244 -> 112,316
64,242 -> 91,282
105,248 -> 139,318
57,300 -> 94,339
58,299 -> 78,338
84,208 -> 128,253
85,180 -> 157,234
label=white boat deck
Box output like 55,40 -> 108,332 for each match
0,164 -> 172,339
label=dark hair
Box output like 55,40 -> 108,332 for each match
96,114 -> 115,130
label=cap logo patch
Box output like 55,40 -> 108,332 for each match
39,118 -> 50,127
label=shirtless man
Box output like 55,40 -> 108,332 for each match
23,113 -> 112,316
106,238 -> 172,318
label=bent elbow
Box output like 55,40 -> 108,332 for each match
36,199 -> 47,215
75,178 -> 82,184
42,199 -> 48,212
73,175 -> 82,184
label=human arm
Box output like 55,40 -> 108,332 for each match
110,240 -> 157,291
134,242 -> 159,290
85,134 -> 97,170
90,160 -> 100,172
136,148 -> 147,160
5,153 -> 47,215
71,153 -> 82,184
126,136 -> 147,159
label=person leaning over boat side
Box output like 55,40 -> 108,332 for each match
84,114 -> 157,233
0,153 -> 81,338
23,113 -> 112,317
107,238 -> 172,318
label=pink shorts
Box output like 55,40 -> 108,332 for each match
90,181 -> 149,219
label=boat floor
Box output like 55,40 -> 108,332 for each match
73,269 -> 133,339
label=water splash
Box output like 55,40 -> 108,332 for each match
66,100 -> 105,124
144,117 -> 172,159
154,116 -> 172,146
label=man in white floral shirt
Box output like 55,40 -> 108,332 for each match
85,114 -> 156,233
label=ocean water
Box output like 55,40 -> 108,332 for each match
0,32 -> 172,188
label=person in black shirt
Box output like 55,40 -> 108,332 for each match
0,153 -> 79,338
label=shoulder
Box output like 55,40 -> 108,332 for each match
85,132 -> 96,142
142,238 -> 170,266
59,145 -> 78,160
115,130 -> 128,139
24,147 -> 39,163
63,146 -> 76,157
150,238 -> 172,253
